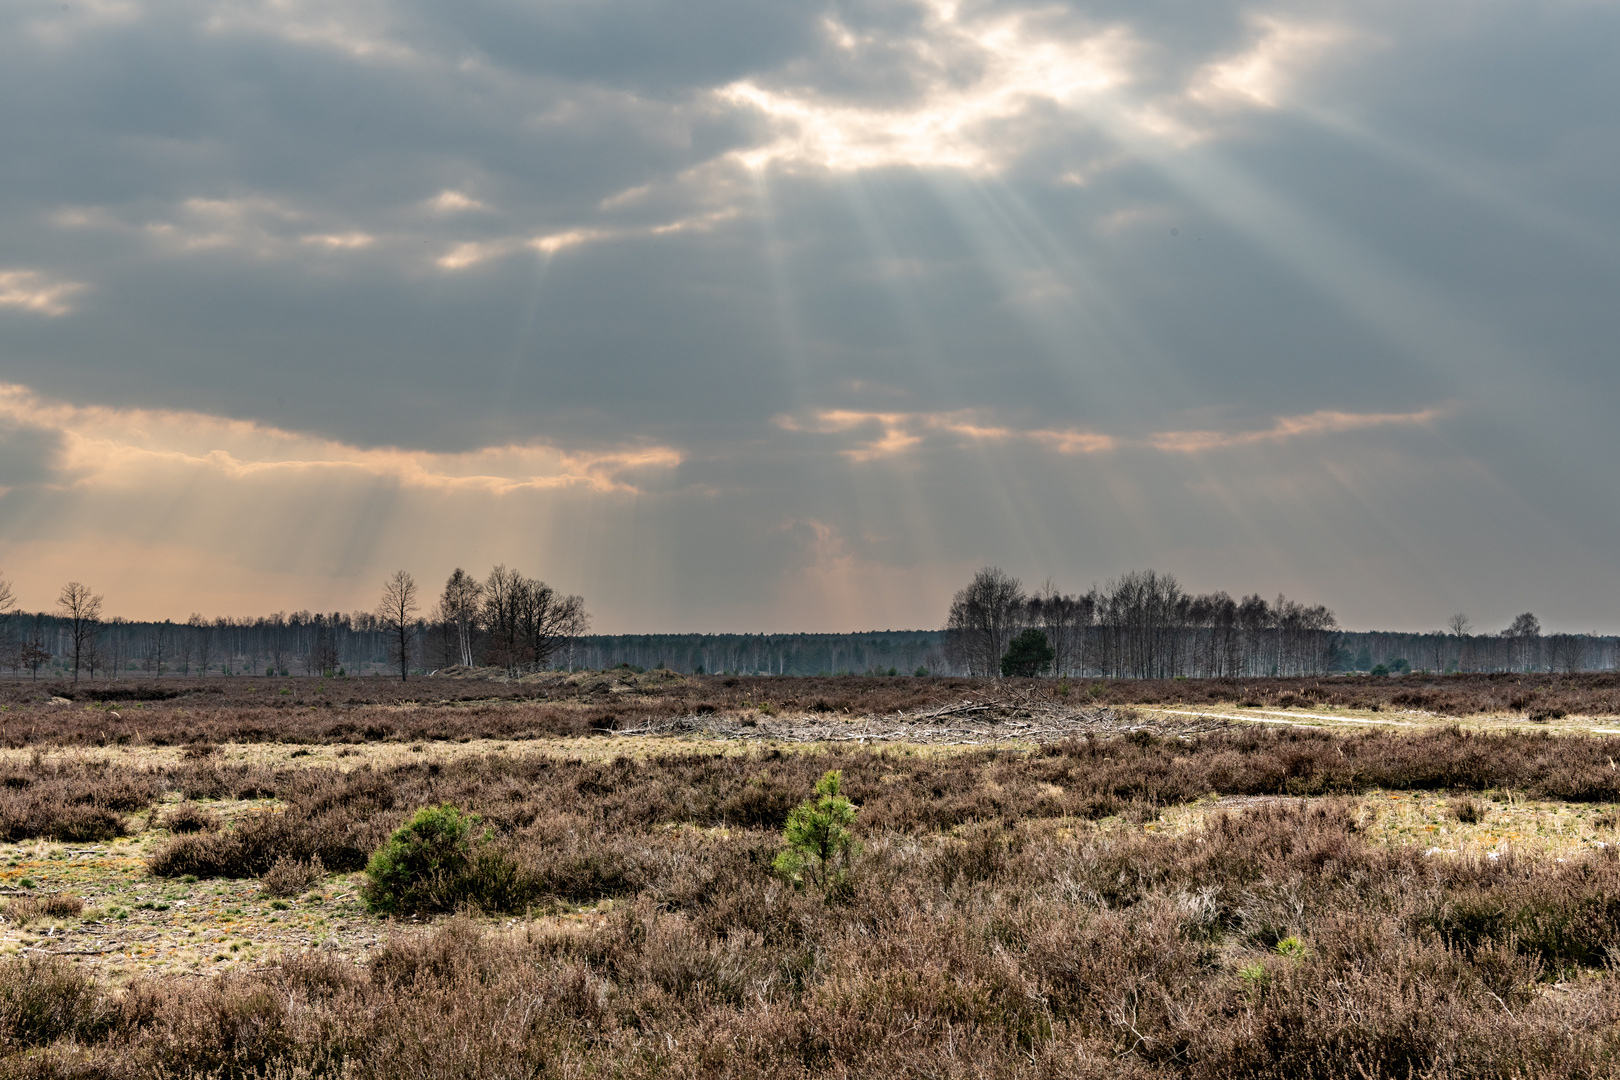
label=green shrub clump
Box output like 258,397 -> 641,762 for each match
364,805 -> 475,915
1000,629 -> 1055,678
363,804 -> 525,915
774,770 -> 861,898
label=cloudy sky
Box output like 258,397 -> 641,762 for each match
1,0 -> 1617,633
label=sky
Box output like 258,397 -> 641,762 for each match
0,0 -> 1617,634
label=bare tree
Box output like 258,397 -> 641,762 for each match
1502,612 -> 1541,672
944,567 -> 1026,677
516,580 -> 587,672
1097,570 -> 1188,678
19,617 -> 50,681
1547,633 -> 1586,673
1027,580 -> 1089,678
16,612 -> 49,680
377,571 -> 420,681
143,620 -> 172,676
1446,613 -> 1471,671
481,565 -> 522,672
175,621 -> 196,675
437,568 -> 485,668
0,571 -> 15,676
56,581 -> 104,682
479,565 -> 587,675
104,617 -> 126,678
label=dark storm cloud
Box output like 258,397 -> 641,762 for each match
0,0 -> 1617,630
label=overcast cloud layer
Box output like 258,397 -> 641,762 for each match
1,0 -> 1617,633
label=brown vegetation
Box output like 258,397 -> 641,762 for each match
0,758 -> 157,842
6,671 -> 1620,750
156,801 -> 220,835
1,893 -> 83,925
4,723 -> 1620,853
6,794 -> 1620,1077
258,855 -> 325,898
9,680 -> 1620,1075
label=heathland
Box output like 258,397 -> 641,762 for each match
6,672 -> 1620,1078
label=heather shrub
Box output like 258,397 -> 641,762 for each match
34,894 -> 83,920
39,805 -> 125,843
259,855 -> 324,898
123,978 -> 294,1078
0,958 -> 110,1050
20,790 -> 1620,1077
147,802 -> 373,880
147,809 -> 300,879
159,801 -> 221,834
0,797 -> 126,843
0,759 -> 157,842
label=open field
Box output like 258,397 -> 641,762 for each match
9,682 -> 1620,1076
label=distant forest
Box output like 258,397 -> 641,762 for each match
1,566 -> 1615,680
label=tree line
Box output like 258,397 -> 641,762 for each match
1,564 -> 1616,681
942,567 -> 1619,679
567,632 -> 948,677
945,567 -> 1341,678
0,567 -> 586,682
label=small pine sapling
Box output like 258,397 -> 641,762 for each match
774,770 -> 861,898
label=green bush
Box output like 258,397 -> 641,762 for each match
363,804 -> 477,915
1000,629 -> 1055,678
363,804 -> 528,915
773,770 -> 860,898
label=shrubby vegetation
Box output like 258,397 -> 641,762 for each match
11,672 -> 1620,754
9,750 -> 1620,1076
360,804 -> 531,915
